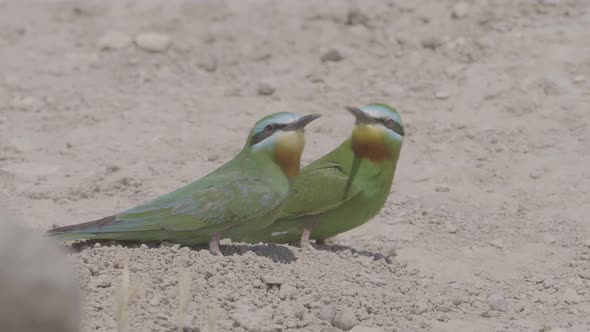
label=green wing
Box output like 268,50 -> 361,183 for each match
279,162 -> 361,220
51,177 -> 284,236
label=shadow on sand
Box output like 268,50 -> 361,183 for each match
314,243 -> 395,263
63,240 -> 298,264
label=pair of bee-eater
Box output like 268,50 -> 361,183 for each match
49,103 -> 404,256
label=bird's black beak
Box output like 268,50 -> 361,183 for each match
284,114 -> 321,131
345,106 -> 375,124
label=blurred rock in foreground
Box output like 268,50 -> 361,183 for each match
0,202 -> 80,332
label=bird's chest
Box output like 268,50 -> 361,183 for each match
357,162 -> 395,199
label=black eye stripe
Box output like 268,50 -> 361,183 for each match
250,123 -> 288,146
378,118 -> 405,137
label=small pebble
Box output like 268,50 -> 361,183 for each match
543,234 -> 556,244
542,79 -> 563,96
9,96 -> 42,112
564,287 -> 580,304
446,224 -> 458,234
150,294 -> 161,306
306,72 -> 324,83
262,275 -> 284,285
95,280 -> 111,288
333,308 -> 360,331
321,49 -> 344,62
346,9 -> 369,27
573,75 -> 586,83
451,2 -> 469,19
487,293 -> 507,311
435,91 -> 450,100
490,238 -> 504,249
278,284 -> 297,300
435,186 -> 450,192
203,269 -> 215,279
96,31 -> 131,50
475,37 -> 494,50
421,36 -> 443,50
529,169 -> 544,179
198,57 -> 218,72
413,301 -> 428,314
318,305 -> 338,323
160,241 -> 176,248
257,82 -> 276,96
543,278 -> 555,289
88,265 -> 99,276
135,32 -> 172,52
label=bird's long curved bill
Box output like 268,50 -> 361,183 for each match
345,106 -> 374,124
284,114 -> 321,131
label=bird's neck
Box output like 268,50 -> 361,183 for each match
273,131 -> 305,181
350,125 -> 393,164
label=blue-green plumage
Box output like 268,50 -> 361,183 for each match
48,112 -> 320,255
233,104 -> 404,247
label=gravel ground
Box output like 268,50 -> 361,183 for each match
1,0 -> 589,331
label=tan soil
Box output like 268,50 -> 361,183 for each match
1,1 -> 589,331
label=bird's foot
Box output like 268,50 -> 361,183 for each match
300,239 -> 313,250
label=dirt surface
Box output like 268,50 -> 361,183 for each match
1,0 -> 590,331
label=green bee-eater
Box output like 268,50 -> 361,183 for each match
234,103 -> 404,248
48,112 -> 321,255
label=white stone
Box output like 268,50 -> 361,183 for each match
318,304 -> 338,323
487,293 -> 507,311
490,238 -> 504,249
150,294 -> 161,306
278,284 -> 297,300
435,91 -> 450,99
334,308 -> 359,331
451,2 -> 469,19
413,300 -> 428,314
564,287 -> 580,304
257,82 -> 275,96
135,32 -> 172,52
573,75 -> 586,83
321,49 -> 344,62
261,275 -> 284,285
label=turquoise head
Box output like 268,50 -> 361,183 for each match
245,112 -> 321,179
346,103 -> 404,162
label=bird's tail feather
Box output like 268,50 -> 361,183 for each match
47,215 -> 117,237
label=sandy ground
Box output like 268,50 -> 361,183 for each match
1,0 -> 590,331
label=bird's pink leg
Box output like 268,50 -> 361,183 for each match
300,226 -> 312,249
209,231 -> 223,256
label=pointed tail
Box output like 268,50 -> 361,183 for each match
47,215 -> 117,240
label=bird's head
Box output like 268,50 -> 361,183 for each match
246,112 -> 321,179
346,103 -> 404,163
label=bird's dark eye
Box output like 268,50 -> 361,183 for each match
384,118 -> 395,130
264,124 -> 275,134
